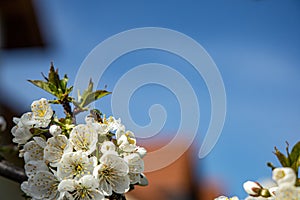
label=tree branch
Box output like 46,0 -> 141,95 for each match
0,160 -> 26,183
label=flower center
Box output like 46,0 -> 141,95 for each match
276,170 -> 286,180
75,164 -> 84,174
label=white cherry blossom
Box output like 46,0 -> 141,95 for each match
57,151 -> 96,180
272,167 -> 296,187
274,184 -> 300,200
21,171 -> 60,200
116,130 -> 136,152
134,146 -> 147,158
31,98 -> 53,128
93,153 -> 130,196
23,137 -> 46,163
44,135 -> 73,167
69,124 -> 98,155
58,175 -> 104,200
11,112 -> 34,145
124,153 -> 144,184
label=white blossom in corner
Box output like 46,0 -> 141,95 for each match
21,171 -> 60,200
272,167 -> 296,187
274,184 -> 300,200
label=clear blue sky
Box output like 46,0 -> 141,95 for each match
1,0 -> 300,198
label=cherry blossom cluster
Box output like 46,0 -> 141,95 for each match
215,167 -> 300,200
11,98 -> 147,200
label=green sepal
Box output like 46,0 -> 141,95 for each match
274,146 -> 290,167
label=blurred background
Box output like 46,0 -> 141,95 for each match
0,0 -> 300,199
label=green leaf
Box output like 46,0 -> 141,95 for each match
289,142 -> 300,164
48,63 -> 60,88
60,74 -> 69,93
28,80 -> 56,96
81,90 -> 111,108
73,79 -> 111,111
274,147 -> 290,167
289,142 -> 300,175
28,63 -> 73,103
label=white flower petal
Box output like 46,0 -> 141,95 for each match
109,175 -> 130,194
25,160 -> 48,179
29,171 -> 60,200
23,140 -> 44,163
100,141 -> 116,154
11,125 -> 32,145
80,175 -> 99,189
44,135 -> 73,167
98,178 -> 112,196
124,153 -> 144,174
33,137 -> 47,148
58,179 -> 76,192
70,124 -> 98,155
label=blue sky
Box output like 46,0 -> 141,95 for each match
1,0 -> 300,198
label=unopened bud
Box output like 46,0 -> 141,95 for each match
243,181 -> 262,197
49,125 -> 62,136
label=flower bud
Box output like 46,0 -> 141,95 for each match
243,181 -> 263,196
135,146 -> 147,158
272,167 -> 296,186
49,125 -> 62,136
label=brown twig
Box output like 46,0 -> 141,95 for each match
107,192 -> 127,200
0,160 -> 26,183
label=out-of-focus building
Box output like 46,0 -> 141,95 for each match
127,141 -> 222,200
